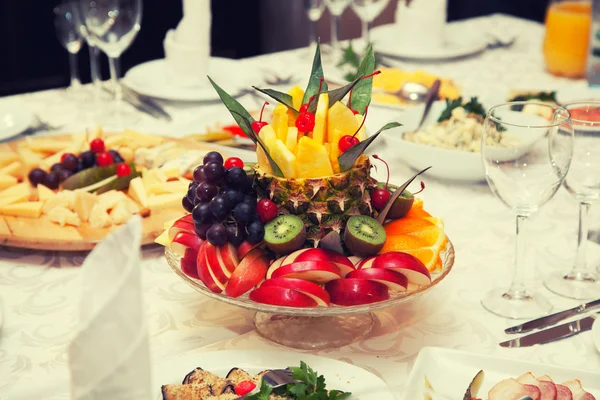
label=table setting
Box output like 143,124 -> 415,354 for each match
2,0 -> 600,399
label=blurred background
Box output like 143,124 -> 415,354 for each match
0,0 -> 549,97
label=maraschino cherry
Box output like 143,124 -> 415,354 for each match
371,154 -> 391,211
251,101 -> 270,133
338,106 -> 369,153
296,78 -> 326,133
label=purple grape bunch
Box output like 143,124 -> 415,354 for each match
182,151 -> 263,246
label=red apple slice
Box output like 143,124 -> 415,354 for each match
293,248 -> 355,277
271,261 -> 342,283
196,244 -> 223,293
168,217 -> 196,240
237,241 -> 261,259
371,252 -> 431,286
357,256 -> 376,269
204,243 -> 231,284
181,248 -> 200,280
325,278 -> 389,306
266,256 -> 287,279
225,248 -> 270,298
170,231 -> 204,257
348,256 -> 363,267
260,278 -> 330,306
281,248 -> 310,264
346,268 -> 408,292
249,286 -> 318,308
218,243 -> 239,274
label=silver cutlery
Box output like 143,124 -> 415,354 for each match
414,79 -> 441,132
234,369 -> 295,399
500,313 -> 599,348
21,115 -> 63,136
103,86 -> 172,121
505,298 -> 600,334
486,35 -> 517,50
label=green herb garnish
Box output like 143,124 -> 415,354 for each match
437,97 -> 487,122
337,42 -> 380,83
246,361 -> 351,400
508,91 -> 557,111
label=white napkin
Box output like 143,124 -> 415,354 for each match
68,216 -> 152,400
174,0 -> 211,48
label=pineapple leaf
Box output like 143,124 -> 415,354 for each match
338,122 -> 402,172
252,87 -> 299,115
302,41 -> 328,105
307,77 -> 362,114
376,166 -> 432,224
349,44 -> 375,115
208,76 -> 256,141
230,110 -> 284,178
319,231 -> 344,254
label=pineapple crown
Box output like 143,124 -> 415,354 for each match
208,43 -> 401,178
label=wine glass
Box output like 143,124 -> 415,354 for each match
545,102 -> 600,299
80,0 -> 142,127
54,2 -> 87,99
305,0 -> 326,51
324,0 -> 352,58
481,102 -> 574,319
350,0 -> 390,47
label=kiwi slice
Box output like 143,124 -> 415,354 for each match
344,215 -> 386,257
388,190 -> 414,219
264,215 -> 306,255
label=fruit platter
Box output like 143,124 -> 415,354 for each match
158,45 -> 454,349
0,127 -> 236,251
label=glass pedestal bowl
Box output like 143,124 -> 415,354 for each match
165,239 -> 455,350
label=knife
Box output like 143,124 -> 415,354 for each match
121,86 -> 173,121
500,314 -> 598,348
103,87 -> 172,121
505,298 -> 600,334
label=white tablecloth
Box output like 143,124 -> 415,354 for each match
1,14 -> 600,400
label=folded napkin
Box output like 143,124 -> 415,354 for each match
68,216 -> 152,400
174,0 -> 211,48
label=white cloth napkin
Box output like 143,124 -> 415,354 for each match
68,216 -> 152,400
174,0 -> 211,48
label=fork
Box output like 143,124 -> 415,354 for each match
235,369 -> 295,399
21,115 -> 63,136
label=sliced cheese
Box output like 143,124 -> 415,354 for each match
24,137 -> 72,154
89,204 -> 112,229
104,135 -> 131,149
88,124 -> 103,141
142,169 -> 166,190
0,161 -> 24,178
0,152 -> 18,168
147,193 -> 181,211
37,184 -> 56,203
128,177 -> 148,207
109,201 -> 132,225
73,191 -> 97,222
154,229 -> 171,247
123,129 -> 165,147
42,190 -> 76,214
117,146 -> 134,163
0,175 -> 18,191
47,206 -> 81,227
97,190 -> 127,211
147,180 -> 188,195
16,145 -> 43,170
160,166 -> 181,180
0,182 -> 32,200
0,201 -> 44,218
39,137 -> 85,170
0,193 -> 29,207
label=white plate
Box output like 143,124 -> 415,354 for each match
404,347 -> 600,400
372,24 -> 488,61
0,100 -> 34,141
593,317 -> 600,354
123,58 -> 254,102
154,350 -> 394,400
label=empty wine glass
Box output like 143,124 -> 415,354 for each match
305,0 -> 326,51
54,2 -> 87,100
324,0 -> 352,58
80,0 -> 142,127
545,102 -> 600,299
481,102 -> 573,319
350,0 -> 390,46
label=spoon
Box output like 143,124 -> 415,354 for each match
372,82 -> 429,104
413,79 -> 441,133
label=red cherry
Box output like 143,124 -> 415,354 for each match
295,112 -> 315,133
338,135 -> 360,152
224,157 -> 244,169
90,138 -> 105,153
299,104 -> 309,113
351,109 -> 359,115
371,188 -> 391,211
116,163 -> 131,177
256,198 -> 278,223
96,152 -> 114,167
251,101 -> 270,133
234,380 -> 256,396
60,153 -> 75,163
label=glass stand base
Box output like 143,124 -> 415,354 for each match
254,312 -> 374,350
545,272 -> 600,300
481,288 -> 553,319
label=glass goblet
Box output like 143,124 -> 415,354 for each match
324,0 -> 352,59
545,102 -> 600,299
481,102 -> 574,319
350,0 -> 390,47
54,2 -> 87,100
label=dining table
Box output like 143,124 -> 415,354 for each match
1,13 -> 600,400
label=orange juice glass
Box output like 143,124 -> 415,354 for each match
543,0 -> 592,78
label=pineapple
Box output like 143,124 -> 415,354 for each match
296,136 -> 333,178
311,93 -> 329,144
256,125 -> 277,174
286,127 -> 299,154
271,104 -> 289,141
254,154 -> 376,247
271,139 -> 297,179
328,128 -> 343,174
327,101 -> 359,143
287,86 -> 305,127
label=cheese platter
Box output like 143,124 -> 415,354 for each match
0,128 -> 245,251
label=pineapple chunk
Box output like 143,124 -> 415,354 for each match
0,152 -> 18,168
270,139 -> 297,179
285,127 -> 299,154
327,101 -> 359,144
47,206 -> 81,227
296,136 -> 333,178
355,114 -> 367,141
329,128 -> 344,174
256,125 -> 277,174
287,86 -> 305,127
0,175 -> 18,191
0,201 -> 44,218
271,104 -> 289,141
37,184 -> 56,203
312,93 -> 329,144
